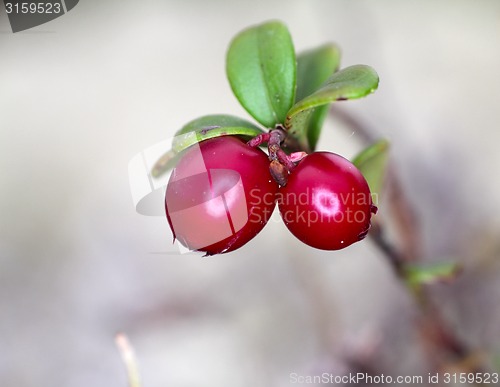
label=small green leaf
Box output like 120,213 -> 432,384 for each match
405,261 -> 462,288
289,65 -> 379,114
226,20 -> 296,128
296,44 -> 341,151
151,115 -> 265,177
286,65 -> 379,151
352,139 -> 390,202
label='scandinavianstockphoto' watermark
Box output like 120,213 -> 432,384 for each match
248,187 -> 377,226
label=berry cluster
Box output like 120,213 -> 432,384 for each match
159,20 -> 380,255
165,133 -> 377,255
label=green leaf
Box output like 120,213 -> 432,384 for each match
405,262 -> 462,288
171,114 -> 264,153
352,139 -> 390,202
151,115 -> 265,177
289,64 -> 379,114
286,65 -> 379,151
296,44 -> 341,151
226,20 -> 296,128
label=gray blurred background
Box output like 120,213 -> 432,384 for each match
1,1 -> 500,386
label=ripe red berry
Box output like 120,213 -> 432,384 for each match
165,136 -> 278,255
278,152 -> 376,250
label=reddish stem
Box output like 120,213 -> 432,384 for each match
248,126 -> 308,186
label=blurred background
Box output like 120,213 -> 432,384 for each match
1,0 -> 500,386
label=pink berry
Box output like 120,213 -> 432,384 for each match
165,136 -> 278,255
278,152 -> 376,250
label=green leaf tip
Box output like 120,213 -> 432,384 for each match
226,20 -> 296,128
352,139 -> 390,201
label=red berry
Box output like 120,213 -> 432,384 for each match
278,152 -> 375,250
165,136 -> 278,255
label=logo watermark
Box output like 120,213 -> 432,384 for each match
128,137 -> 248,255
3,1 -> 79,33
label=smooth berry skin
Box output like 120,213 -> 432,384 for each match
278,152 -> 375,250
165,136 -> 278,255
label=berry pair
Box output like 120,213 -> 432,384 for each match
165,135 -> 376,255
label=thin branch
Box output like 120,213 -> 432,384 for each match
369,222 -> 405,276
330,105 -> 421,263
330,105 -> 491,380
